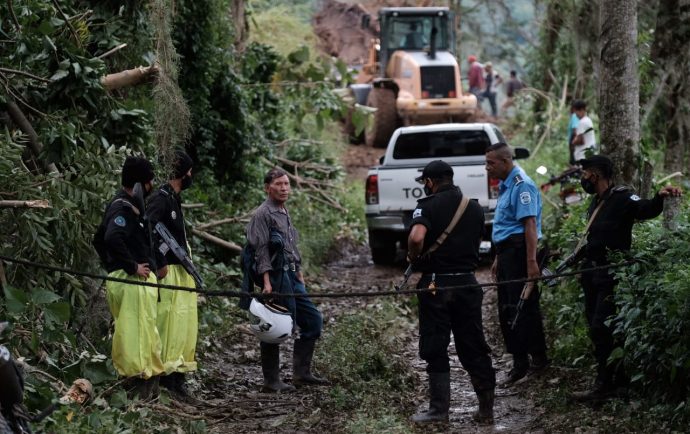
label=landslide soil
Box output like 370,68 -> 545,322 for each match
170,145 -> 563,434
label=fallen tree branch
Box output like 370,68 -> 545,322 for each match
191,229 -> 242,254
0,67 -> 51,83
7,0 -> 20,33
51,0 -> 83,50
5,101 -> 59,174
0,200 -> 51,209
96,43 -> 127,60
181,203 -> 204,209
101,65 -> 159,91
196,213 -> 252,231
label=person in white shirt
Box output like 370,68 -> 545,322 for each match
571,100 -> 596,161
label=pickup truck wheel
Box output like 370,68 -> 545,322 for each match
344,107 -> 365,144
365,87 -> 398,148
369,231 -> 397,265
371,245 -> 396,265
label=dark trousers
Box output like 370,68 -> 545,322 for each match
274,270 -> 323,340
417,274 -> 496,391
580,264 -> 625,386
496,243 -> 547,367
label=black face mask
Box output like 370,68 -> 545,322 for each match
580,177 -> 597,194
181,175 -> 193,191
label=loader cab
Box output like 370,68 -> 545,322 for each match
378,7 -> 455,76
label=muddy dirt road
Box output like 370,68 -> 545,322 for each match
177,145 -> 551,433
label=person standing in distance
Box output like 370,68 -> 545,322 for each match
570,100 -> 596,162
485,143 -> 548,387
407,160 -> 496,424
571,155 -> 681,401
101,156 -> 164,399
245,168 -> 327,393
146,150 -> 198,399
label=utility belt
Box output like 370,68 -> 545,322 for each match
494,233 -> 526,255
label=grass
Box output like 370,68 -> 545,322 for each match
248,5 -> 320,59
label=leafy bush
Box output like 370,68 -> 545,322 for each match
317,302 -> 415,413
612,212 -> 690,411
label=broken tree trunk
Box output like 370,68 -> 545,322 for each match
101,65 -> 159,91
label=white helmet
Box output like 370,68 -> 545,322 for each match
248,299 -> 293,344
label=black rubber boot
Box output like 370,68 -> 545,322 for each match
411,372 -> 450,423
128,376 -> 159,401
498,355 -> 529,387
260,342 -> 295,393
293,338 -> 328,387
472,389 -> 495,424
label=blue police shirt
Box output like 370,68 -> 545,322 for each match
492,166 -> 542,243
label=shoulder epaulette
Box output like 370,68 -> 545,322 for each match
417,195 -> 434,203
612,185 -> 631,193
514,174 -> 524,185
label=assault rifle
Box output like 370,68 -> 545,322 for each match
395,264 -> 414,291
154,222 -> 204,289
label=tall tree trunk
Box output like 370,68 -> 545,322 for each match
649,0 -> 690,228
650,0 -> 690,174
598,0 -> 640,185
230,0 -> 248,51
534,0 -> 565,112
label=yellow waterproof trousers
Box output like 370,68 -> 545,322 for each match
157,264 -> 198,373
106,271 -> 164,379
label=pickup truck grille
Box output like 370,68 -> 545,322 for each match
421,66 -> 456,99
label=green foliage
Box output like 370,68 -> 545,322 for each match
317,302 -> 415,413
612,213 -> 690,412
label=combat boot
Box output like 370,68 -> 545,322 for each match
571,380 -> 616,403
260,342 -> 295,393
293,338 -> 328,387
411,372 -> 450,423
498,355 -> 529,387
472,389 -> 495,424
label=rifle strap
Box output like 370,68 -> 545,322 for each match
573,197 -> 606,254
110,197 -> 140,216
424,195 -> 470,257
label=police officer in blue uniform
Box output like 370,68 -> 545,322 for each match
407,160 -> 495,424
571,155 -> 681,401
485,142 -> 548,386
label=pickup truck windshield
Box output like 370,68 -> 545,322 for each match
392,130 -> 492,159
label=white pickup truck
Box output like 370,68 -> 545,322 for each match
364,123 -> 530,264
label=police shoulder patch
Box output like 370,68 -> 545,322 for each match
519,191 -> 531,205
114,216 -> 126,227
629,194 -> 640,201
171,210 -> 177,219
412,208 -> 422,219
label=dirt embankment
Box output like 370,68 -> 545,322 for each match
313,0 -> 434,66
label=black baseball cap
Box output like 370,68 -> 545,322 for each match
122,156 -> 155,188
415,160 -> 454,182
579,155 -> 613,178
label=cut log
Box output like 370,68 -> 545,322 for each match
101,65 -> 159,91
0,200 -> 51,209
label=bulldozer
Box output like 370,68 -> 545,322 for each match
348,7 -> 478,147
